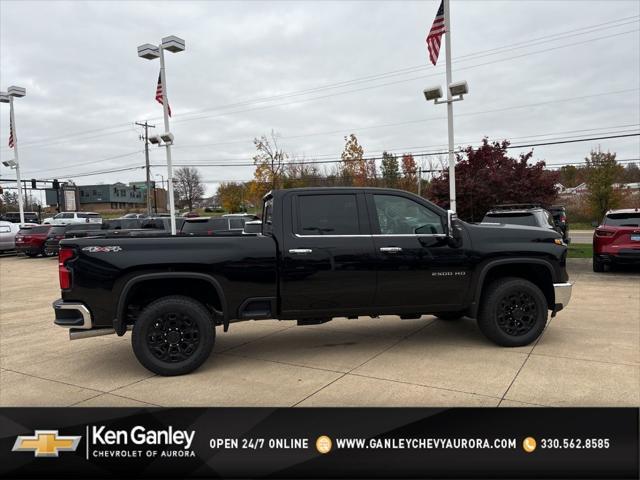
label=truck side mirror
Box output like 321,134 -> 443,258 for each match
446,210 -> 462,247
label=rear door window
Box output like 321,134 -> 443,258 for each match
297,194 -> 360,235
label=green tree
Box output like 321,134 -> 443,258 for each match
585,149 -> 625,220
381,151 -> 399,187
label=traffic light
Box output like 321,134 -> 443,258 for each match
31,178 -> 37,189
52,179 -> 59,189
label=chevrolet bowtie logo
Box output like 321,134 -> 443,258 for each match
12,430 -> 81,457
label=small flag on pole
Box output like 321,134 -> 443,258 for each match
426,0 -> 446,66
155,71 -> 172,117
8,115 -> 14,148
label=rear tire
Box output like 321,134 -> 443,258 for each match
592,255 -> 605,273
477,277 -> 547,347
25,252 -> 38,258
132,295 -> 215,376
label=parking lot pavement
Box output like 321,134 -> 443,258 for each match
1,255 -> 638,407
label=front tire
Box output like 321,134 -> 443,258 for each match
132,295 -> 215,376
477,277 -> 547,347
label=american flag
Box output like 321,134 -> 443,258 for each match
426,0 -> 446,66
155,71 -> 172,117
8,115 -> 14,148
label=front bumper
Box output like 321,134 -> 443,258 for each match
553,282 -> 572,313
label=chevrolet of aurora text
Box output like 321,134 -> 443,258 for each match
52,188 -> 572,375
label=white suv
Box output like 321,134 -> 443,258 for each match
42,212 -> 102,225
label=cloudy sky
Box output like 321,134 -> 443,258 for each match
1,0 -> 639,198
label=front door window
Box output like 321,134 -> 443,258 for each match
373,195 -> 443,235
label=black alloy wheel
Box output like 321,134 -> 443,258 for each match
477,277 -> 547,347
147,312 -> 201,363
132,295 -> 215,376
495,291 -> 537,336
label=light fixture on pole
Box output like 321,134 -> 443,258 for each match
1,85 -> 27,224
137,35 -> 185,235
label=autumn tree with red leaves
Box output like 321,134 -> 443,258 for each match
429,138 -> 559,222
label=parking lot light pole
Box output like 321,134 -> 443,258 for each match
137,36 -> 185,235
1,86 -> 27,224
422,0 -> 469,213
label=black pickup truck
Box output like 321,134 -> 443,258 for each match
53,188 -> 572,375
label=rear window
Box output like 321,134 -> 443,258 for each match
67,224 -> 101,231
27,226 -> 51,234
604,213 -> 640,227
484,213 -> 537,227
0,225 -> 11,233
181,218 -> 228,235
297,194 -> 360,235
49,226 -> 68,235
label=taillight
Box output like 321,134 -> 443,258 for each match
595,229 -> 614,237
56,235 -> 64,239
58,247 -> 76,289
560,215 -> 566,223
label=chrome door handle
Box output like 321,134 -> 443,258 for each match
380,247 -> 402,253
289,248 -> 313,254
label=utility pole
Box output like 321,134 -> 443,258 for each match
136,121 -> 156,215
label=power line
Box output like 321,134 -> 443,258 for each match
4,16 -> 638,151
154,132 -> 640,168
20,150 -> 144,175
171,89 -> 639,150
21,124 -> 640,178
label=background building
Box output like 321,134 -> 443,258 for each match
45,182 -> 167,213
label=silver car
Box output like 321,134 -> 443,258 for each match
0,221 -> 21,252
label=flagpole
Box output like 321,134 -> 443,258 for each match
443,0 -> 456,212
9,97 -> 26,225
158,45 -> 177,235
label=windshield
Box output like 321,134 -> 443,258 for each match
604,213 -> 640,227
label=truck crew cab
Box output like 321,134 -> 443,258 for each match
53,188 -> 572,376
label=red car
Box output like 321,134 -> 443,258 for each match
593,208 -> 640,272
15,225 -> 53,257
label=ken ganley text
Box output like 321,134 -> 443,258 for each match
89,426 -> 196,458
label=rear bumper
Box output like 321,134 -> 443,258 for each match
595,249 -> 640,264
53,299 -> 117,340
16,245 -> 39,255
53,299 -> 92,329
553,282 -> 572,313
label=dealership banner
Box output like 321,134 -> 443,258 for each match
0,407 -> 637,479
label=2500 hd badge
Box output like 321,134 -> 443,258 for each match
53,187 -> 572,376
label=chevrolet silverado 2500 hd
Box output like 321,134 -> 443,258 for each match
53,188 -> 572,375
